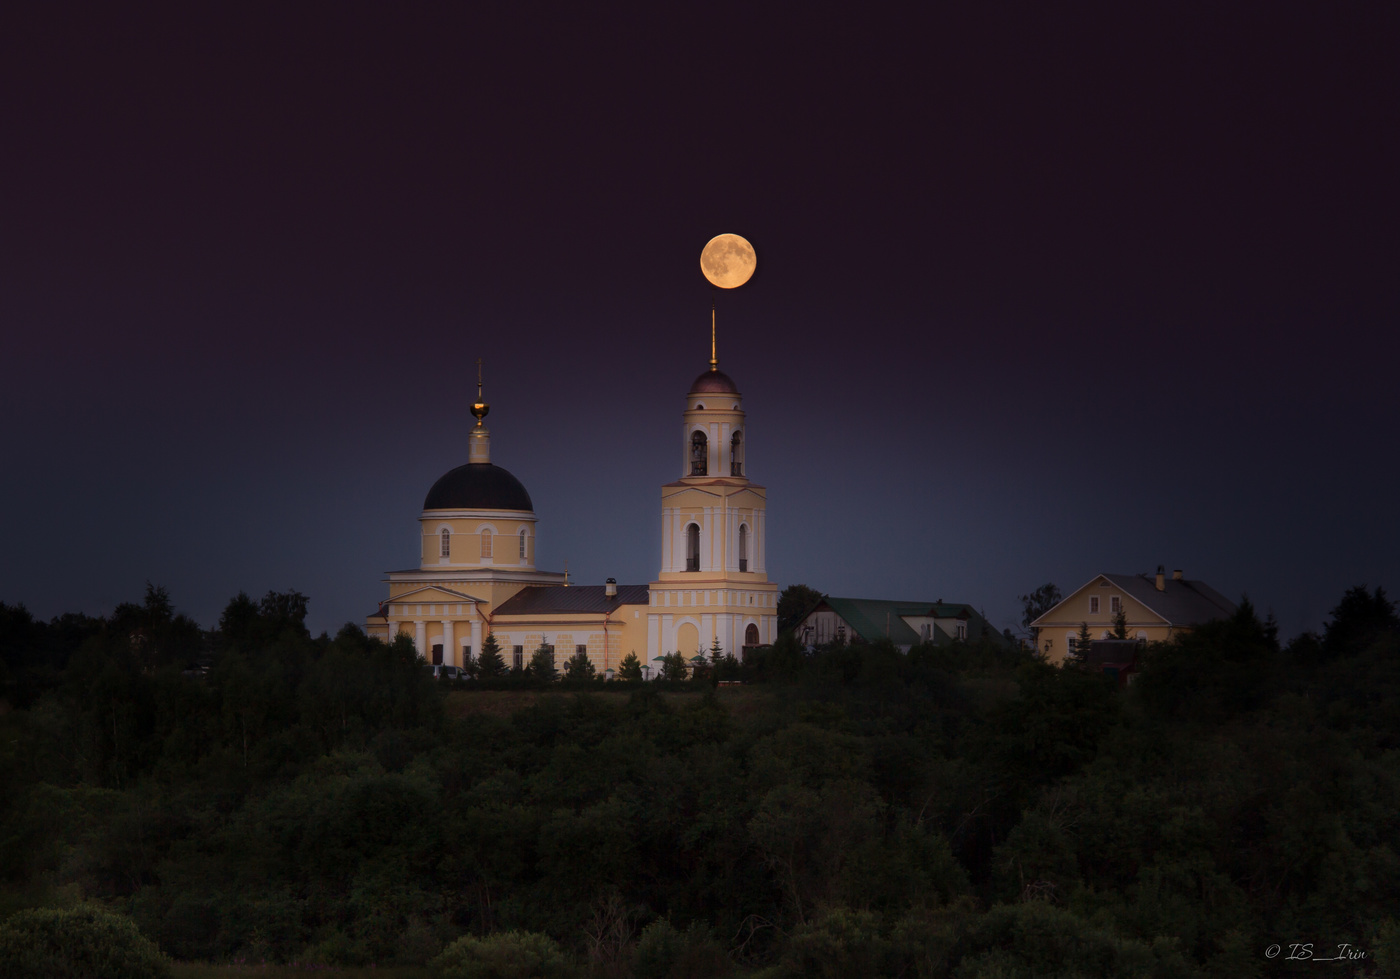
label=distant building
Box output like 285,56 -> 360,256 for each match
794,597 -> 1005,653
1030,566 -> 1235,665
365,342 -> 778,672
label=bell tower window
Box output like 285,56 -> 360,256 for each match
440,529 -> 450,558
690,430 -> 708,475
738,523 -> 749,572
685,523 -> 700,572
480,529 -> 492,558
730,431 -> 743,476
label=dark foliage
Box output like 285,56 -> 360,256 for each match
0,585 -> 1396,976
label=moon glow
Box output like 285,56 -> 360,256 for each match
700,233 -> 757,289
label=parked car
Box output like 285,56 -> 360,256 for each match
427,664 -> 466,681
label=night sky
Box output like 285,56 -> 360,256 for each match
3,5 -> 1397,639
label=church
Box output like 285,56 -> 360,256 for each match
365,342 -> 779,675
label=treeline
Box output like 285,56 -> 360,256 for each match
0,585 -> 1398,976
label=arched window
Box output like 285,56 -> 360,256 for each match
690,430 -> 708,475
738,523 -> 749,572
745,623 -> 759,646
440,528 -> 451,558
685,522 -> 700,572
480,528 -> 492,558
519,528 -> 528,559
730,430 -> 743,476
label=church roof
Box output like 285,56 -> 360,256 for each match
494,584 -> 650,616
423,463 -> 534,511
688,368 -> 739,394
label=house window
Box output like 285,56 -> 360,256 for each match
480,529 -> 492,558
956,622 -> 967,640
690,430 -> 708,475
1066,631 -> 1079,655
512,645 -> 523,670
440,529 -> 450,557
462,644 -> 472,663
738,524 -> 749,573
730,431 -> 743,476
519,529 -> 527,559
1089,596 -> 1100,614
685,523 -> 700,572
1110,596 -> 1122,615
576,644 -> 587,656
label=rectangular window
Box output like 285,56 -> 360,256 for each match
1089,596 -> 1100,614
519,532 -> 527,559
1110,596 -> 1122,615
576,644 -> 587,656
1067,631 -> 1079,655
481,530 -> 493,558
462,645 -> 472,662
440,531 -> 450,557
512,645 -> 523,670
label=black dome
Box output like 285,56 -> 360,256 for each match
423,463 -> 534,511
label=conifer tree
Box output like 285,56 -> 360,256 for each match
617,651 -> 643,681
477,632 -> 508,678
1113,604 -> 1129,640
529,640 -> 557,682
563,647 -> 596,681
1076,621 -> 1093,658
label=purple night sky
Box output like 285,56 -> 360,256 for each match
3,5 -> 1396,639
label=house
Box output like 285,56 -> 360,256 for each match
1030,566 -> 1235,666
795,597 -> 1005,653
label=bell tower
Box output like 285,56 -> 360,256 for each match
647,333 -> 778,661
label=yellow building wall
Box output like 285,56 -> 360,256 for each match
1036,579 -> 1183,665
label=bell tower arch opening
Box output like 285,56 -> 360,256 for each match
690,430 -> 708,475
685,523 -> 700,572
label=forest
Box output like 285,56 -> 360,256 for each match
0,582 -> 1397,978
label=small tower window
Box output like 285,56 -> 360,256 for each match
685,522 -> 700,572
690,430 -> 708,475
440,529 -> 451,558
480,529 -> 492,558
519,528 -> 527,559
745,623 -> 759,646
738,523 -> 749,573
730,431 -> 743,476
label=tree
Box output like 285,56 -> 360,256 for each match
690,652 -> 712,682
778,584 -> 825,633
616,651 -> 643,681
1019,583 -> 1062,645
477,632 -> 508,679
1323,585 -> 1400,660
1074,622 -> 1092,659
659,652 -> 688,681
529,641 -> 557,682
1113,603 -> 1128,640
563,648 -> 596,681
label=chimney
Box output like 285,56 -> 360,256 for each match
1172,569 -> 1183,581
1155,565 -> 1165,591
605,577 -> 617,598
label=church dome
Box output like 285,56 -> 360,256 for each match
688,369 -> 739,395
423,463 -> 534,512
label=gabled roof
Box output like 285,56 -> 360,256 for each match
493,584 -> 650,616
814,598 -> 925,646
1030,573 -> 1236,628
379,584 -> 487,609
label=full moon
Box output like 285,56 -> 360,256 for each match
699,233 -> 757,289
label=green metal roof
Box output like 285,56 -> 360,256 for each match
814,597 -> 1006,647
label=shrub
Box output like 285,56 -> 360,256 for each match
0,905 -> 171,979
432,930 -> 575,979
632,919 -> 732,979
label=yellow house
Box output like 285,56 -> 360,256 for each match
366,336 -> 778,674
1030,567 -> 1236,666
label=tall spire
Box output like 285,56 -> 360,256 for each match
471,358 -> 490,427
710,297 -> 718,371
468,358 -> 491,464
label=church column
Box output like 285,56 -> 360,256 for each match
470,617 -> 482,665
442,620 -> 455,667
414,620 -> 426,659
